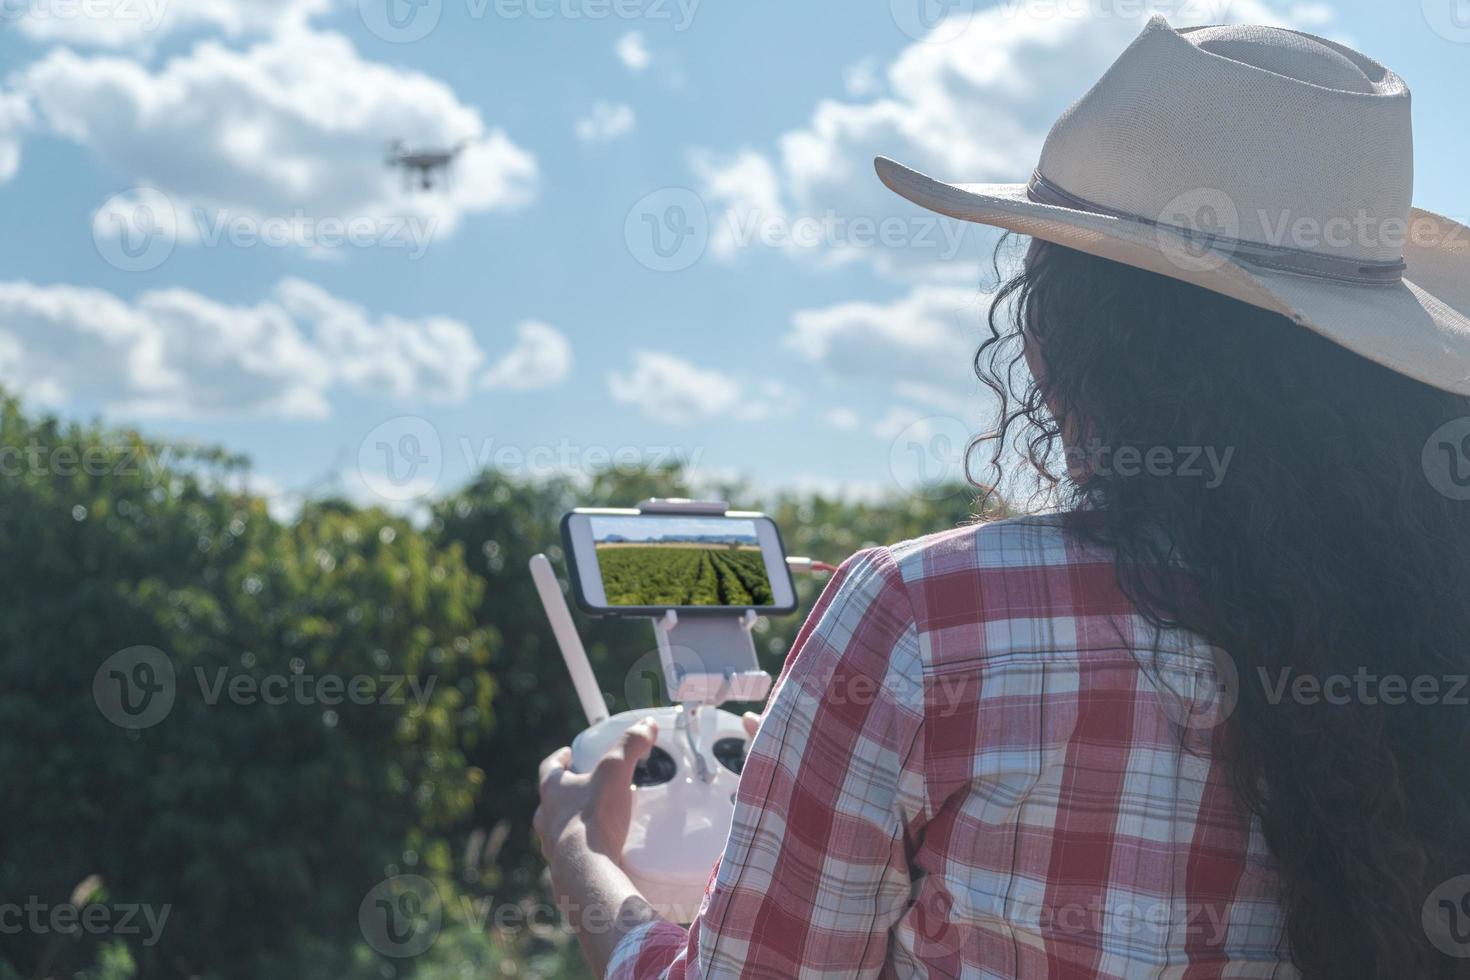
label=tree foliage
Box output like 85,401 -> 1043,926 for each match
0,399 -> 491,978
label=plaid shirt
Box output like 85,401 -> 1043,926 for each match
608,514 -> 1293,979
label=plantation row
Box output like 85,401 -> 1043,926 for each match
598,545 -> 774,606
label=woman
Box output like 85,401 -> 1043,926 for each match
537,18 -> 1470,978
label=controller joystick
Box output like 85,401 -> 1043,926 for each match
569,705 -> 749,917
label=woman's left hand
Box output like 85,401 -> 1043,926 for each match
534,716 -> 658,863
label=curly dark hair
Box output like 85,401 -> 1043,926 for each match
975,235 -> 1470,978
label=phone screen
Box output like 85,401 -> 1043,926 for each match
588,514 -> 777,607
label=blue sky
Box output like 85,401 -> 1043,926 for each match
0,0 -> 1464,512
590,515 -> 758,544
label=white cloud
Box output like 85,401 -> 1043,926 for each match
0,91 -> 34,184
482,321 -> 572,390
842,57 -> 882,98
13,31 -> 537,244
693,0 -> 1331,276
787,284 -> 984,384
615,30 -> 651,72
871,406 -> 909,441
789,284 -> 998,442
0,280 -> 330,418
0,279 -> 552,418
271,278 -> 486,402
575,102 -> 636,143
607,350 -> 797,426
10,0 -> 332,48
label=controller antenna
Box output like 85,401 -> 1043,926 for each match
529,553 -> 609,726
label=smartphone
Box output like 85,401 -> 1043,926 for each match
561,508 -> 797,616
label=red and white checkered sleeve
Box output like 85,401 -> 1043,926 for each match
607,546 -> 927,980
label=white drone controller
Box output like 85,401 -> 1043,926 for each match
530,544 -> 773,921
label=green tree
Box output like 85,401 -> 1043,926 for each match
0,398 -> 492,978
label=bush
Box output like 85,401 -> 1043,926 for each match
0,398 -> 492,978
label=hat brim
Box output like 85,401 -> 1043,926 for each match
874,156 -> 1470,395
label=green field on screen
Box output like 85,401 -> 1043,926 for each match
596,542 -> 774,606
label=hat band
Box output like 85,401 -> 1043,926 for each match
1026,171 -> 1407,285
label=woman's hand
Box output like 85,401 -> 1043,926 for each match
531,708 -> 762,975
535,716 -> 658,863
533,717 -> 663,976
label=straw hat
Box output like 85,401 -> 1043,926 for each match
875,16 -> 1470,394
